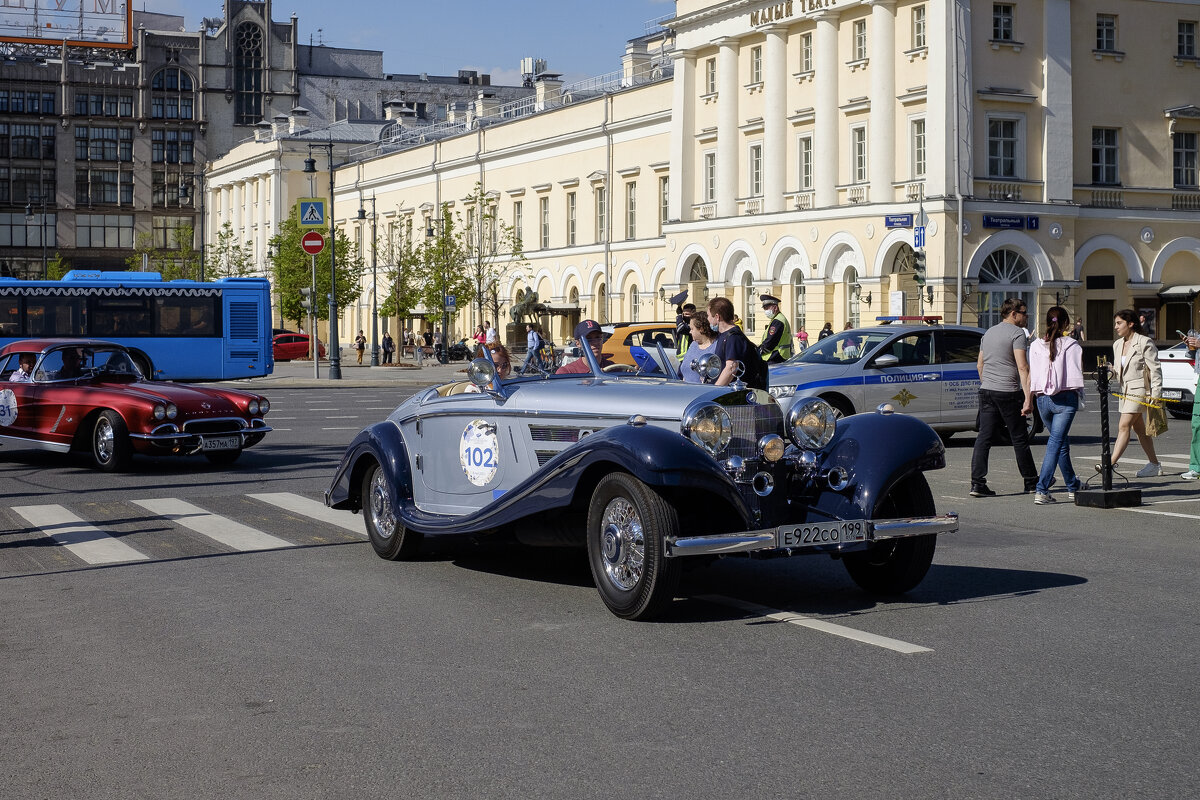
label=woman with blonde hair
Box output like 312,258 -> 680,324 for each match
1024,306 -> 1085,504
1106,308 -> 1163,476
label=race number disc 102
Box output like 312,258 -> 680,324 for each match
460,419 -> 499,486
0,389 -> 17,426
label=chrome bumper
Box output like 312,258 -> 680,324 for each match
665,513 -> 959,558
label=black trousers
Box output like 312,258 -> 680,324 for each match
971,388 -> 1038,490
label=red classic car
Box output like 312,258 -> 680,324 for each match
0,340 -> 271,470
273,332 -> 325,361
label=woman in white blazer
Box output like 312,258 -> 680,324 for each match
1108,308 -> 1163,476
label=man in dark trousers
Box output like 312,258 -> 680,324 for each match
707,296 -> 768,389
970,297 -> 1038,497
757,294 -> 793,364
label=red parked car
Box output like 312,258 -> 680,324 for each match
273,332 -> 325,361
0,340 -> 271,470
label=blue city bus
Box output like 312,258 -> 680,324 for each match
0,271 -> 274,381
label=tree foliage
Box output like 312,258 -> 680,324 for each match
456,182 -> 528,329
417,206 -> 473,332
46,252 -> 70,280
124,224 -> 203,280
206,221 -> 255,279
269,210 -> 364,328
377,223 -> 424,323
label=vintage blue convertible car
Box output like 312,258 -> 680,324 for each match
326,346 -> 959,620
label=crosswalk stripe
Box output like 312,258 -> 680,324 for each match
132,499 -> 291,552
248,492 -> 365,536
12,505 -> 150,565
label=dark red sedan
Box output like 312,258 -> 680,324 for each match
0,340 -> 271,470
273,332 -> 325,361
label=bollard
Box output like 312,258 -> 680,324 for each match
1074,356 -> 1141,508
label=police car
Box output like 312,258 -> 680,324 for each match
768,318 -> 985,437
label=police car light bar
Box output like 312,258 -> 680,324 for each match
874,316 -> 943,325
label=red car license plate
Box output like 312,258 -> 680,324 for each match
201,435 -> 241,451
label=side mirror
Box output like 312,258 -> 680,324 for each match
694,352 -> 724,381
871,354 -> 900,369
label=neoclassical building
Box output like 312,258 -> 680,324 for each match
218,0 -> 1200,347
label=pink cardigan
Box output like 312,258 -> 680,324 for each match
1028,336 -> 1084,396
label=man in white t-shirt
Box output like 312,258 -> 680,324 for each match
484,321 -> 498,345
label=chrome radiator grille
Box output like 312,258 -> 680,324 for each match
724,400 -> 783,460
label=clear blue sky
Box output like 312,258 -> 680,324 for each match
140,0 -> 675,85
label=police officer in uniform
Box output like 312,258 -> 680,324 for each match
757,294 -> 793,364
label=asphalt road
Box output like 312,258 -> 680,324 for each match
1,370 -> 1197,799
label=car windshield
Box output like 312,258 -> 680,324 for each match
787,329 -> 895,365
36,347 -> 142,382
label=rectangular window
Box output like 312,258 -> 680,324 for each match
913,6 -> 927,49
104,95 -> 118,116
801,33 -> 813,72
595,186 -> 607,243
659,176 -> 669,234
566,191 -> 576,246
854,20 -> 868,60
513,200 -> 523,248
625,182 -> 637,240
539,196 -> 549,249
73,93 -> 88,115
705,58 -> 717,94
798,135 -> 813,190
851,126 -> 868,183
750,45 -> 763,84
75,213 -> 134,248
119,95 -> 133,117
1092,128 -> 1119,185
993,4 -> 1014,41
1180,21 -> 1198,57
152,216 -> 191,249
1174,132 -> 1198,187
41,93 -> 54,114
704,152 -> 717,201
988,118 -> 1019,177
89,94 -> 102,115
0,90 -> 8,112
1096,14 -> 1117,51
912,118 -> 927,178
151,97 -> 164,119
749,144 -> 763,197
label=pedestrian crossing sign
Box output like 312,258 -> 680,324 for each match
297,198 -> 327,229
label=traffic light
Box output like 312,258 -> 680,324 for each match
913,250 -> 927,286
300,287 -> 313,310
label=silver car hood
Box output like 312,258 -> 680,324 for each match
768,361 -> 861,387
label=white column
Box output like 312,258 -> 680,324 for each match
668,49 -> 694,222
763,25 -> 788,214
1043,0 -> 1073,201
814,13 -> 839,208
868,0 -> 897,203
232,182 -> 244,239
257,173 -> 268,271
716,37 -> 739,218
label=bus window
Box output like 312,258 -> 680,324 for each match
0,297 -> 20,336
26,298 -> 86,336
154,295 -> 218,337
90,296 -> 152,337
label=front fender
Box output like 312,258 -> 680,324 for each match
324,420 -> 411,512
810,411 -> 946,521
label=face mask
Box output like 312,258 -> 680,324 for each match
762,308 -> 775,319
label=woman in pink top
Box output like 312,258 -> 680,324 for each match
1023,306 -> 1085,503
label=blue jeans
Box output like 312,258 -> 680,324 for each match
1036,391 -> 1083,494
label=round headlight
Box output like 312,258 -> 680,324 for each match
467,357 -> 496,387
165,404 -> 177,420
248,399 -> 259,414
758,433 -> 786,462
152,404 -> 166,421
787,397 -> 838,450
259,398 -> 270,414
682,402 -> 732,456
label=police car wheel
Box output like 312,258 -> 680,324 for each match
843,473 -> 937,595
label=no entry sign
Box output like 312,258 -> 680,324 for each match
301,231 -> 325,255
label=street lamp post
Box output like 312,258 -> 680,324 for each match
24,195 -> 48,279
304,141 -> 341,379
178,169 -> 207,281
357,195 -> 379,366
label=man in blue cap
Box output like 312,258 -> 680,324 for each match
556,319 -> 614,374
757,294 -> 793,364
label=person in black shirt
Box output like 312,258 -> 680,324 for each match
706,296 -> 768,389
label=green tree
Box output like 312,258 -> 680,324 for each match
46,252 -> 70,280
124,224 -> 202,280
206,221 -> 255,279
377,222 -> 424,322
269,210 -> 364,329
456,182 -> 528,332
416,206 -> 473,336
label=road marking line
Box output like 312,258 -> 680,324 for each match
322,427 -> 359,431
12,505 -> 150,565
1120,508 -> 1200,521
248,492 -> 365,536
132,499 -> 291,551
325,415 -> 359,419
267,416 -> 297,420
699,595 -> 932,653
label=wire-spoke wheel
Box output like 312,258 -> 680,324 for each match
587,472 -> 680,620
362,461 -> 421,560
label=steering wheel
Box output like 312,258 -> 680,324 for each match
602,363 -> 638,373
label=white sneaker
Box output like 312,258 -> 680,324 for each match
1136,462 -> 1163,478
1181,470 -> 1200,481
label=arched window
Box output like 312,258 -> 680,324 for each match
630,284 -> 640,322
792,271 -> 806,333
234,23 -> 265,125
978,248 -> 1035,329
845,266 -> 861,328
150,67 -> 195,120
742,273 -> 755,333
